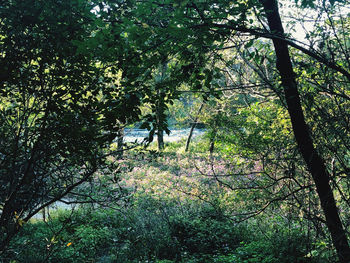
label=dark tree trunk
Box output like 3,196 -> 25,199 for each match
156,87 -> 165,151
209,129 -> 216,155
185,103 -> 204,152
185,123 -> 197,152
157,129 -> 164,151
209,135 -> 215,155
155,60 -> 168,152
117,128 -> 124,159
260,0 -> 350,262
42,207 -> 46,222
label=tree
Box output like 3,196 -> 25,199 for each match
148,60 -> 171,151
259,1 -> 350,261
0,0 -> 141,252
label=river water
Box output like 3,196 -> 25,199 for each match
123,128 -> 205,143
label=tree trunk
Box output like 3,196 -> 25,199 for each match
117,128 -> 124,159
156,61 -> 168,152
185,103 -> 204,152
209,133 -> 215,154
209,129 -> 216,155
42,207 -> 46,222
157,89 -> 165,151
260,0 -> 350,262
157,129 -> 164,151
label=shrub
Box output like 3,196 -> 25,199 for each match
6,197 -> 324,263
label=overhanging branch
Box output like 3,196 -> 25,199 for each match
191,22 -> 350,81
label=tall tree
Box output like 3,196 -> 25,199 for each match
259,0 -> 350,261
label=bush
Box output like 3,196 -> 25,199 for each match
6,196 -> 325,263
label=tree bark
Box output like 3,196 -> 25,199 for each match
185,103 -> 204,152
260,1 -> 350,262
156,61 -> 167,151
209,133 -> 216,155
116,128 -> 124,159
157,89 -> 165,151
157,128 -> 164,151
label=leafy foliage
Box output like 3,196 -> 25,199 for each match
6,193 -> 322,263
2,0 -> 350,260
0,0 -> 142,250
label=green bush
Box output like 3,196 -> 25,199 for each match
6,196 -> 325,263
213,237 -> 316,263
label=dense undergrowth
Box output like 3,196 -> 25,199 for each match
4,203 -> 324,263
3,138 -> 335,263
